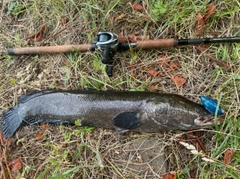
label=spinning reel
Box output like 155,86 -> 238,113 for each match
94,32 -> 119,77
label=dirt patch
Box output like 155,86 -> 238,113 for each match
113,135 -> 167,178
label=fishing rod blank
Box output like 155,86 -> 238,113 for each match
8,34 -> 240,55
7,32 -> 240,76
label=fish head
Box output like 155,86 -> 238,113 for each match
146,96 -> 222,130
152,104 -> 221,130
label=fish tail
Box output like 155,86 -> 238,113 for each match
1,106 -> 22,138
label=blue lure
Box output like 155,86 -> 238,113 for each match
200,95 -> 223,116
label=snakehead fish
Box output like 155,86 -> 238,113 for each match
1,90 -> 220,138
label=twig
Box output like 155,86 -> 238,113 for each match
15,25 -> 71,69
187,131 -> 206,153
39,25 -> 70,46
195,46 -> 237,73
0,133 -> 13,179
14,14 -> 79,69
15,55 -> 31,69
0,133 -> 4,146
0,132 -> 7,179
0,150 -> 7,179
3,149 -> 13,179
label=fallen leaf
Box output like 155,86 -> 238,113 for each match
109,16 -> 115,25
9,157 -> 23,172
159,73 -> 167,77
60,17 -> 69,24
115,13 -> 126,21
171,75 -> 186,87
195,4 -> 216,35
3,137 -> 15,149
179,141 -> 198,153
136,154 -> 143,163
224,149 -> 236,164
114,150 -> 120,154
126,62 -> 137,77
34,133 -> 44,140
190,170 -> 196,178
26,25 -> 46,42
118,33 -> 128,42
196,12 -> 205,36
126,62 -> 135,71
167,61 -> 182,73
130,3 -> 144,11
148,69 -> 159,77
157,55 -> 171,68
127,34 -> 137,42
150,85 -> 158,91
134,31 -> 141,35
187,131 -> 206,153
202,157 -> 215,163
137,35 -> 150,40
170,61 -> 181,70
203,3 -> 216,22
195,46 -> 237,72
41,123 -> 48,131
160,171 -> 177,179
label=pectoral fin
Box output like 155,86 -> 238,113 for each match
113,112 -> 141,130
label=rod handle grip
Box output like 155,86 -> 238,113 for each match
7,44 -> 95,55
136,38 -> 177,49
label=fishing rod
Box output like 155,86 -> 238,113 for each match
7,32 -> 240,76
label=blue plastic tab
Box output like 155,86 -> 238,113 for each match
200,95 -> 223,116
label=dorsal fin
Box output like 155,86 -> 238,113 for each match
18,90 -> 54,103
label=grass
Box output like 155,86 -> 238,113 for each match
0,0 -> 240,178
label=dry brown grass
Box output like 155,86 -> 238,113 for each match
0,0 -> 240,178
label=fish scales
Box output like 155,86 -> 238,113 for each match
1,90 -> 215,138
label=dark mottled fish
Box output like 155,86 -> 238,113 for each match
1,90 -> 220,138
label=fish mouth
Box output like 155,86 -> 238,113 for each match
194,115 -> 221,126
